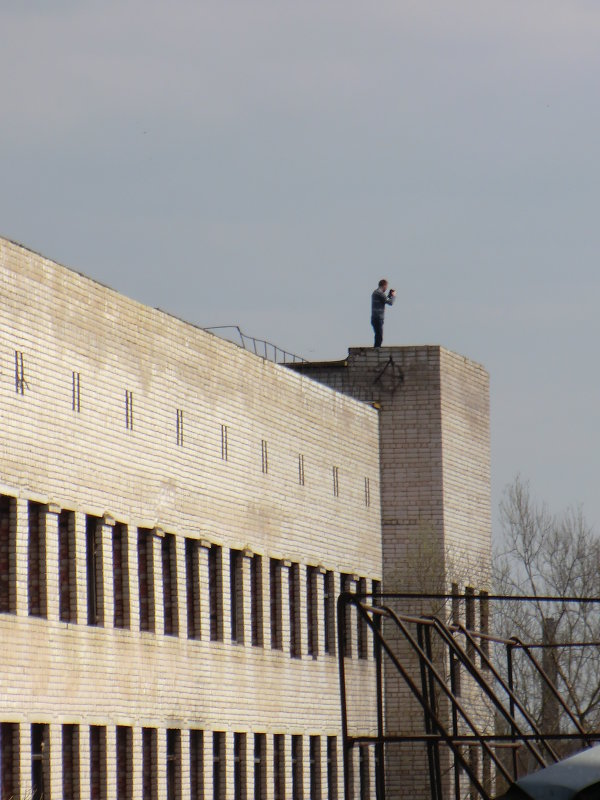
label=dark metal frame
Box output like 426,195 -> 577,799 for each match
337,592 -> 600,800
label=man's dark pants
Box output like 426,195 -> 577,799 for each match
371,318 -> 383,348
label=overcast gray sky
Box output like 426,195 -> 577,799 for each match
2,1 -> 599,536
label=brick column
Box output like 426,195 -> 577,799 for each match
44,504 -> 60,622
105,725 -> 117,800
315,569 -> 326,658
15,497 -> 28,616
79,725 -> 91,800
221,547 -> 232,645
130,727 -> 143,800
198,542 -> 211,641
150,529 -> 163,635
156,728 -> 167,800
243,732 -> 253,800
175,536 -> 188,640
260,556 -> 271,650
281,562 -> 291,656
48,722 -> 62,798
343,574 -> 358,660
203,731 -> 213,800
180,729 -> 191,800
302,736 -> 311,800
101,514 -> 115,630
264,734 -> 274,800
128,526 -> 140,631
299,566 -> 309,659
19,723 -> 32,799
241,549 -> 253,647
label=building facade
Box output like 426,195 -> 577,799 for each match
0,237 -> 492,799
0,237 -> 383,799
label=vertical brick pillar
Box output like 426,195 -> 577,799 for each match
128,526 -> 140,632
241,549 -> 252,647
44,504 -> 60,622
175,536 -> 187,641
222,731 -> 233,800
319,737 -> 329,800
180,729 -> 191,800
19,723 -> 32,799
243,732 -> 253,800
151,529 -> 164,636
336,736 -> 345,800
130,727 -> 143,800
284,735 -> 294,800
221,547 -> 232,645
203,731 -> 214,800
198,542 -> 211,641
156,728 -> 167,800
263,734 -> 274,800
344,575 -> 358,660
101,514 -> 115,630
74,512 -> 87,626
79,725 -> 91,800
280,562 -> 291,656
48,722 -> 62,799
315,568 -> 326,658
301,736 -> 311,800
260,557 -> 271,651
15,497 -> 29,616
105,725 -> 117,800
299,565 -> 309,658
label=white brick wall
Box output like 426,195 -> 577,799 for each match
0,237 -> 382,799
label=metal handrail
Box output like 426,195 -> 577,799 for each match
202,325 -> 307,364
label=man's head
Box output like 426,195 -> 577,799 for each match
378,279 -> 388,290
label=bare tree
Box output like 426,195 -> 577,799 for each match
494,476 -> 600,735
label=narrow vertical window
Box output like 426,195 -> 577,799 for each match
291,735 -> 303,800
186,539 -> 201,640
364,477 -> 370,507
230,549 -> 243,644
72,371 -> 81,412
213,732 -> 225,800
167,729 -> 181,800
261,440 -> 268,474
332,466 -> 339,497
221,424 -> 229,461
116,726 -> 132,800
90,726 -> 107,800
113,523 -> 130,629
208,545 -> 223,641
357,577 -> 368,660
14,351 -> 25,394
250,554 -> 263,648
59,510 -> 76,623
176,409 -> 184,447
253,734 -> 266,800
324,571 -> 336,656
86,515 -> 103,626
306,566 -> 318,658
310,736 -> 321,800
162,533 -> 179,636
138,529 -> 155,633
142,728 -> 158,800
270,559 -> 282,650
273,735 -> 285,800
31,723 -> 49,800
0,495 -> 16,614
359,745 -> 370,800
327,737 -> 338,800
190,730 -> 204,800
289,563 -> 301,659
233,733 -> 246,800
28,502 -> 47,618
0,722 -> 19,800
125,390 -> 134,430
298,454 -> 305,486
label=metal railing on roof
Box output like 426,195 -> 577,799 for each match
202,326 -> 307,364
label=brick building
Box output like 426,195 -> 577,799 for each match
0,237 -> 490,799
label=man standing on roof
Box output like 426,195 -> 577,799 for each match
371,279 -> 396,348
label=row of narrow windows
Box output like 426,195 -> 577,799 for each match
11,356 -> 373,505
0,497 -> 379,660
0,724 -> 364,800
